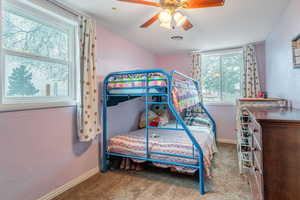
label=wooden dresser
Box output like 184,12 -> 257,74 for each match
242,107 -> 300,200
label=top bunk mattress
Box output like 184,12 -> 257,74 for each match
106,72 -> 201,113
107,73 -> 167,89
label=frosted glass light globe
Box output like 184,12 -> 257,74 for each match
174,12 -> 187,26
159,9 -> 172,23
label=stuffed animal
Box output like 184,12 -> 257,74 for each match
149,116 -> 160,127
139,96 -> 170,128
150,103 -> 169,127
139,110 -> 158,129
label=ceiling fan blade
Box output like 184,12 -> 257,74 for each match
118,0 -> 160,7
140,13 -> 160,28
182,19 -> 193,31
183,0 -> 225,9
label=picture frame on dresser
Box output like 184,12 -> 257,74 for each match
292,34 -> 300,68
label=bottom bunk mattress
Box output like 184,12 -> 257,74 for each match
108,124 -> 217,176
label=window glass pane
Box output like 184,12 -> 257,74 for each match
222,54 -> 242,102
202,55 -> 221,102
2,8 -> 69,61
5,55 -> 69,97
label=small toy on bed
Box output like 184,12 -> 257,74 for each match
150,96 -> 169,126
139,96 -> 169,129
150,105 -> 169,127
149,116 -> 160,127
139,110 -> 157,129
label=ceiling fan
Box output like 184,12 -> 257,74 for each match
117,0 -> 225,31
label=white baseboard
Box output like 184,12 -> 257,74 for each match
217,138 -> 237,144
37,167 -> 99,200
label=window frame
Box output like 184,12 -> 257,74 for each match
201,48 -> 244,105
0,0 -> 80,111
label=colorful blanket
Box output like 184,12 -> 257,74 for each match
108,73 -> 167,88
107,73 -> 201,111
108,124 -> 217,176
172,80 -> 200,112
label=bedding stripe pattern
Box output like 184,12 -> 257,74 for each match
108,124 -> 217,176
108,73 -> 167,88
172,80 -> 200,112
107,73 -> 201,113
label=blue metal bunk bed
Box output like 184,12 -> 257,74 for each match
101,69 -> 216,195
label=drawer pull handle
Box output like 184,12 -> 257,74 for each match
253,128 -> 258,132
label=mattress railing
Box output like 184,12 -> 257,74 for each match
170,70 -> 217,138
101,69 -> 215,195
169,70 -> 207,194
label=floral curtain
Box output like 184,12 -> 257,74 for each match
185,53 -> 203,117
77,17 -> 101,142
243,44 -> 261,98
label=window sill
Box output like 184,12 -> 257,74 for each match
0,101 -> 77,113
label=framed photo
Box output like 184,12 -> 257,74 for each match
292,34 -> 300,68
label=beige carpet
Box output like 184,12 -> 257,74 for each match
54,144 -> 251,200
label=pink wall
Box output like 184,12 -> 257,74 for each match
0,107 -> 98,200
265,0 -> 300,109
96,23 -> 156,75
0,23 -> 156,200
205,105 -> 237,141
156,45 -> 266,141
95,22 -> 158,137
156,53 -> 191,75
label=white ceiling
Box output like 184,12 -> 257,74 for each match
61,0 -> 290,55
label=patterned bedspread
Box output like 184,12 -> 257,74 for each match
172,80 -> 200,112
108,73 -> 167,89
108,124 -> 217,176
107,73 -> 201,111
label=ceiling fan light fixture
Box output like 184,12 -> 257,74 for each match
159,9 -> 172,23
119,0 -> 226,31
160,21 -> 172,29
174,12 -> 187,27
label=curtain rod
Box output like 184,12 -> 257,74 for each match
46,0 -> 91,18
199,46 -> 243,54
191,40 -> 265,54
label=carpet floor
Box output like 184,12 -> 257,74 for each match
53,144 -> 251,200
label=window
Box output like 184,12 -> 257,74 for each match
0,0 -> 78,110
201,49 -> 243,103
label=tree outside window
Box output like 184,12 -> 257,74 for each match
201,51 -> 243,103
0,1 -> 77,109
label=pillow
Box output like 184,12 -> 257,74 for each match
139,110 -> 158,129
184,116 -> 211,127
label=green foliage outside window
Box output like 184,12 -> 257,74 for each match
2,6 -> 70,97
7,65 -> 39,96
202,53 -> 243,102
